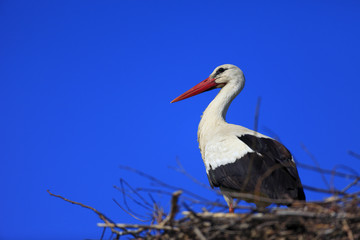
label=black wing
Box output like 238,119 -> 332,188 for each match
207,134 -> 305,202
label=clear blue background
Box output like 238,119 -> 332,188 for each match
1,1 -> 360,239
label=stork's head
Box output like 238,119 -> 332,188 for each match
171,64 -> 245,103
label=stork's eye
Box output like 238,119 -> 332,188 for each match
215,67 -> 227,76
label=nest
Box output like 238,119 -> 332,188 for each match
95,192 -> 360,240
48,161 -> 360,239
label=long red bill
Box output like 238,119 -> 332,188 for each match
171,77 -> 217,103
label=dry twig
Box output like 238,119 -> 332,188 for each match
46,190 -> 122,238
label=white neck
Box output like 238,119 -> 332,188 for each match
197,81 -> 243,152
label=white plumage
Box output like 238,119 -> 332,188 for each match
171,64 -> 305,212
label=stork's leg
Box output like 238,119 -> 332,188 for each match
222,193 -> 234,213
229,203 -> 234,213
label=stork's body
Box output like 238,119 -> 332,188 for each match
171,64 -> 305,212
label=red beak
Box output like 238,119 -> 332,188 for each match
171,77 -> 217,103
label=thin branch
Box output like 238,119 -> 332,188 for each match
297,162 -> 359,179
112,198 -> 148,222
118,178 -> 153,209
261,127 -> 281,142
97,223 -> 180,232
168,158 -> 215,191
100,227 -> 106,240
112,182 -> 152,220
332,164 -> 359,179
303,184 -> 344,195
47,190 -> 121,238
348,150 -> 360,160
301,143 -> 330,190
341,177 -> 360,194
254,96 -> 262,133
119,165 -> 211,202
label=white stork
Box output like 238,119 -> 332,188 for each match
171,64 -> 305,212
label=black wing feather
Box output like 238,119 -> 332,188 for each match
239,134 -> 299,181
207,134 -> 305,202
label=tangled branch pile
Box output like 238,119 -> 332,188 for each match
48,159 -> 360,240
93,191 -> 359,240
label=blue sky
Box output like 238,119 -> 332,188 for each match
1,1 -> 360,239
